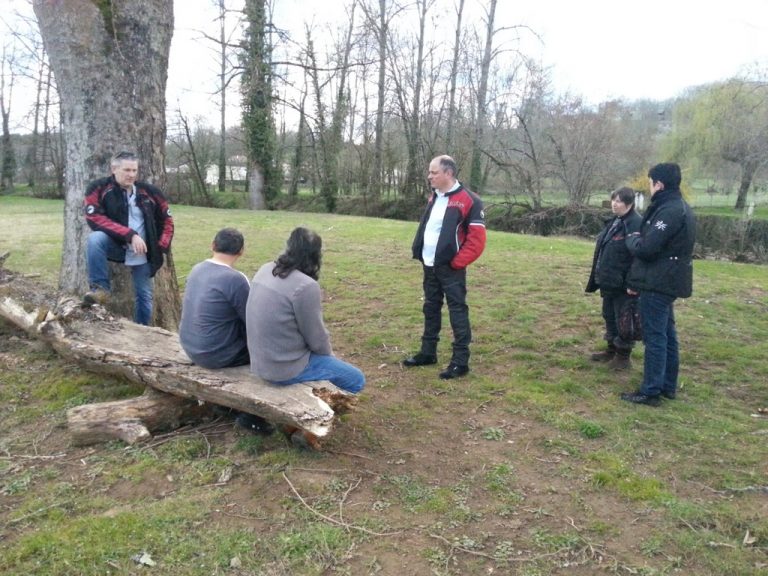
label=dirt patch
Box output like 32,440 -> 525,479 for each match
1,321 -> 765,575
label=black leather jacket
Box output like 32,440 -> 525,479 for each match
626,189 -> 695,298
586,208 -> 642,293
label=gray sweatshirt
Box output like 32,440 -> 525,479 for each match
246,262 -> 332,381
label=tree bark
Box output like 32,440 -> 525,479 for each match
33,0 -> 181,328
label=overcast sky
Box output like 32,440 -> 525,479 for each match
168,0 -> 768,127
6,0 -> 768,132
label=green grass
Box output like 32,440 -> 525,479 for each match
1,196 -> 767,575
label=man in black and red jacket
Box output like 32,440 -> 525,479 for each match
83,151 -> 174,325
404,155 -> 486,379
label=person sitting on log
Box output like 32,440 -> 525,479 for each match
179,227 -> 272,435
246,227 -> 366,449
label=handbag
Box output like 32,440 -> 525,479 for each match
618,297 -> 643,341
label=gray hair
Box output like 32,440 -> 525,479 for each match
110,151 -> 139,168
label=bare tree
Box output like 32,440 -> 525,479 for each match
445,0 -> 465,152
242,0 -> 280,208
33,0 -> 180,329
360,0 -> 400,198
468,0 -> 498,192
0,46 -> 17,192
169,111 -> 216,206
546,97 -> 623,206
389,0 -> 435,199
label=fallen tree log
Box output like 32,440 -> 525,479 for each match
0,266 -> 356,446
66,387 -> 213,445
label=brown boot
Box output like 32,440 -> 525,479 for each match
608,350 -> 631,370
280,425 -> 321,451
590,346 -> 616,362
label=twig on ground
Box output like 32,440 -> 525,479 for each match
282,472 -> 401,537
691,480 -> 768,495
8,500 -> 73,525
339,477 -> 362,524
325,449 -> 373,460
130,420 -> 232,451
196,430 -> 212,459
0,453 -> 67,461
429,533 -> 570,563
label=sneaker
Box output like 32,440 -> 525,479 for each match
82,289 -> 110,307
235,412 -> 275,435
439,363 -> 469,380
590,349 -> 615,362
403,353 -> 437,367
661,390 -> 676,400
620,390 -> 661,407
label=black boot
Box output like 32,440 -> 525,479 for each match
607,349 -> 631,370
590,344 -> 616,362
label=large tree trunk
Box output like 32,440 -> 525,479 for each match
33,0 -> 181,329
0,266 -> 356,446
735,161 -> 757,211
469,0 -> 497,193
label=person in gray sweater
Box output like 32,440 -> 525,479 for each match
180,228 -> 250,369
246,227 -> 365,394
180,228 -> 274,435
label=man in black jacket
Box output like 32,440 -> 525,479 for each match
404,155 -> 486,379
83,151 -> 174,325
622,163 -> 696,406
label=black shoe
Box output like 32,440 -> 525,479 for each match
236,412 -> 275,435
439,363 -> 469,380
403,353 -> 437,367
620,391 -> 661,407
661,390 -> 676,400
590,349 -> 615,362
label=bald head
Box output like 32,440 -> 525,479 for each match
428,155 -> 458,193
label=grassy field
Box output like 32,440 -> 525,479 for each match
0,196 -> 766,575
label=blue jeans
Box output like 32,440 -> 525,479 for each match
86,231 -> 154,325
272,353 -> 365,394
639,291 -> 679,397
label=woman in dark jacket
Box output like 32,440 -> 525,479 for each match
586,187 -> 642,369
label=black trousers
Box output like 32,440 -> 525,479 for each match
420,264 -> 471,366
600,289 -> 635,351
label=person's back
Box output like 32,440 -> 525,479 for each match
180,260 -> 249,368
246,261 -> 332,381
245,227 -> 364,396
179,228 -> 250,369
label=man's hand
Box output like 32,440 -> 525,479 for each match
130,234 -> 148,255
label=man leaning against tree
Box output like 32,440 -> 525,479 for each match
82,151 -> 174,325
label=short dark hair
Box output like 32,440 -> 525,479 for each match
648,163 -> 682,190
110,151 -> 139,168
212,228 -> 244,255
437,155 -> 458,178
273,227 -> 322,280
611,186 -> 635,205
